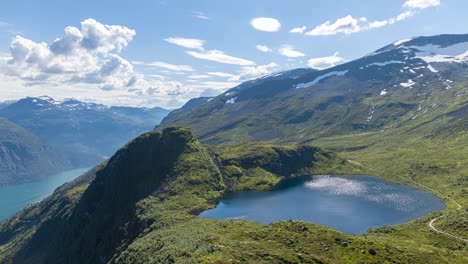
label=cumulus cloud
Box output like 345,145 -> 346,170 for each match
164,37 -> 205,50
4,19 -> 137,90
403,0 -> 440,9
54,18 -> 136,54
307,52 -> 346,70
256,44 -> 272,53
279,45 -> 305,57
0,19 -> 207,108
289,26 -> 307,34
186,49 -> 255,65
306,12 -> 415,36
229,62 -> 278,81
250,17 -> 281,32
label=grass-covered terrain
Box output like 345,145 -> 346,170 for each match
1,127 -> 465,263
153,40 -> 468,261
1,35 -> 467,263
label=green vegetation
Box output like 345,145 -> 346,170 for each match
154,57 -> 468,262
0,127 -> 466,263
1,39 -> 467,263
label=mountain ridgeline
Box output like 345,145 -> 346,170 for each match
157,34 -> 468,144
0,127 -> 366,263
0,118 -> 70,186
0,96 -> 170,167
0,34 -> 467,263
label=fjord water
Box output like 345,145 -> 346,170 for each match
200,175 -> 446,235
0,168 -> 90,221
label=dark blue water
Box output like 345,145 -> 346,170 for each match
0,168 -> 90,221
199,175 -> 446,234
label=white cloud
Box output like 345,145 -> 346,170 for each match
192,11 -> 209,20
307,52 -> 346,70
186,49 -> 255,65
148,74 -> 166,80
289,26 -> 307,34
164,37 -> 205,50
250,17 -> 281,32
188,74 -> 211,79
146,61 -> 194,71
306,12 -> 414,36
306,15 -> 361,36
396,11 -> 416,21
256,44 -> 272,53
403,0 -> 440,9
186,81 -> 241,96
368,11 -> 415,29
3,19 -> 137,90
0,19 -> 209,108
0,21 -> 12,27
66,18 -> 135,53
279,45 -> 305,57
207,72 -> 235,78
229,62 -> 278,81
188,81 -> 239,89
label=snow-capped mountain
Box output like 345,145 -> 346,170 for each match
0,97 -> 170,166
157,34 -> 468,144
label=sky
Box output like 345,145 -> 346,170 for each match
0,0 -> 466,109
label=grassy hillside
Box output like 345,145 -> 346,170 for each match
153,35 -> 468,260
0,127 -> 466,263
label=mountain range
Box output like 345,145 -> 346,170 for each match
0,34 -> 467,263
0,96 -> 170,167
157,34 -> 467,144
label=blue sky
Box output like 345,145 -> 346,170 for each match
0,0 -> 466,108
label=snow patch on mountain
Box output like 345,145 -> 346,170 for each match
408,42 -> 468,63
427,64 -> 438,73
365,60 -> 403,68
394,38 -> 413,46
400,79 -> 416,88
380,89 -> 388,95
225,97 -> 237,104
295,70 -> 348,89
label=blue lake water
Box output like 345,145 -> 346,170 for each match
0,168 -> 90,221
199,175 -> 446,235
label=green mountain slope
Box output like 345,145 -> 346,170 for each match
0,127 -> 466,263
157,34 -> 467,145
154,34 -> 468,260
0,118 -> 71,186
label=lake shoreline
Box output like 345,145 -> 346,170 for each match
0,167 -> 91,221
199,174 -> 446,235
